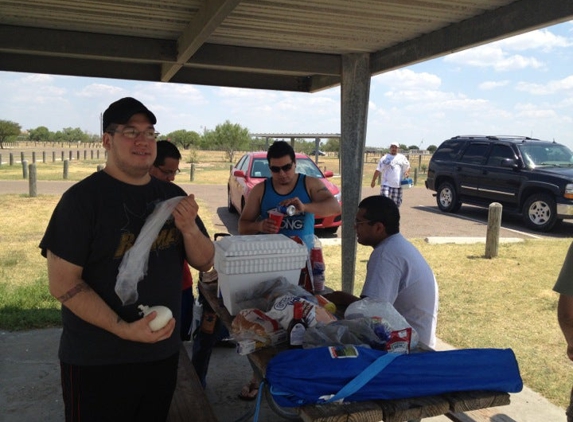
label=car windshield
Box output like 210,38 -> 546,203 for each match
250,157 -> 324,178
518,143 -> 573,168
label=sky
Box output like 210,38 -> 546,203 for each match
1,20 -> 573,150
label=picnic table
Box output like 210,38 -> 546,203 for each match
198,281 -> 511,422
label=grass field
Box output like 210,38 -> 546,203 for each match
0,144 -> 570,409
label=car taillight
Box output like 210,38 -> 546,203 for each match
565,184 -> 573,199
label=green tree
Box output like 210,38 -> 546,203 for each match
166,129 -> 201,149
0,120 -> 21,149
427,144 -> 438,153
408,145 -> 420,150
203,120 -> 250,162
28,126 -> 51,143
54,127 -> 89,143
323,138 -> 340,154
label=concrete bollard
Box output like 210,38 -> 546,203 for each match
61,151 -> 65,162
190,163 -> 195,181
9,153 -> 14,166
29,163 -> 37,197
52,151 -> 56,162
414,168 -> 418,186
485,202 -> 503,258
32,151 -> 36,163
43,151 -> 46,163
63,159 -> 69,179
22,160 -> 28,179
21,151 -> 25,163
76,151 -> 80,160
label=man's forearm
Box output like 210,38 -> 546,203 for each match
238,218 -> 262,235
183,228 -> 214,271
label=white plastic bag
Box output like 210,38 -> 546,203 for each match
190,294 -> 203,341
115,196 -> 185,305
344,298 -> 419,349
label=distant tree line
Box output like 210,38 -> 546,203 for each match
0,118 -> 435,159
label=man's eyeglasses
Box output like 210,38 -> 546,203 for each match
269,162 -> 294,173
155,166 -> 180,177
108,128 -> 159,141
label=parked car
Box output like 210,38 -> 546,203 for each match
425,135 -> 573,232
310,150 -> 326,156
227,152 -> 342,233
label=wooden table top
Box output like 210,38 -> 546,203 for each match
198,281 -> 510,422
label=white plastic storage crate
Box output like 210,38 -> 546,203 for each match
214,234 -> 308,315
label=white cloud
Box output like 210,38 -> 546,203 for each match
496,28 -> 572,52
445,45 -> 544,71
479,80 -> 510,90
516,75 -> 573,94
375,68 -> 441,90
76,83 -> 126,98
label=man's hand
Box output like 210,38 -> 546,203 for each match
120,312 -> 176,343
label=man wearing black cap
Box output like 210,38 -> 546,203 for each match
40,97 -> 215,421
370,142 -> 410,207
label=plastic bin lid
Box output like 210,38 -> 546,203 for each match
214,234 -> 306,257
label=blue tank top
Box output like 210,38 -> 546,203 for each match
261,174 -> 315,248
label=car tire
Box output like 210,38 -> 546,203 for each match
227,187 -> 237,214
436,182 -> 462,213
522,193 -> 557,232
322,226 -> 338,234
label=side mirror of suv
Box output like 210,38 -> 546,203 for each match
501,158 -> 519,169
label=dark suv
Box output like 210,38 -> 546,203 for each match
425,135 -> 573,232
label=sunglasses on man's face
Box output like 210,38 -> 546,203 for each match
269,162 -> 294,173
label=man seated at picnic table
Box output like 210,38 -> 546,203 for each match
325,195 -> 438,349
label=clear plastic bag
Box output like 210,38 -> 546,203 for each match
303,318 -> 386,350
234,276 -> 315,311
344,298 -> 419,349
115,196 -> 185,305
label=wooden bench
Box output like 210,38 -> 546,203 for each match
167,345 -> 218,422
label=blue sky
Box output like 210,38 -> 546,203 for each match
1,20 -> 572,150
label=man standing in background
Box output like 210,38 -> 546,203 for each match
149,140 -> 210,342
371,142 -> 410,207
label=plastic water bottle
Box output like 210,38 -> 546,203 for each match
310,236 -> 325,293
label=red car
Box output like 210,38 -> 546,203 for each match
227,152 -> 342,233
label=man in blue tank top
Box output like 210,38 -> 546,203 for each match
239,141 -> 341,249
236,140 -> 341,399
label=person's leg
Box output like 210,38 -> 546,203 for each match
191,294 -> 229,388
60,354 -> 178,422
133,353 -> 179,421
239,360 -> 261,401
180,287 -> 194,341
393,187 -> 403,207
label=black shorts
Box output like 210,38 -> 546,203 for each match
60,352 -> 178,422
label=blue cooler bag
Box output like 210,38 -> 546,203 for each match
265,346 -> 522,407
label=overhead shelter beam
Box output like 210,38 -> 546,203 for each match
340,53 -> 370,294
161,0 -> 241,81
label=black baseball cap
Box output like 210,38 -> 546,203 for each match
102,97 -> 157,131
